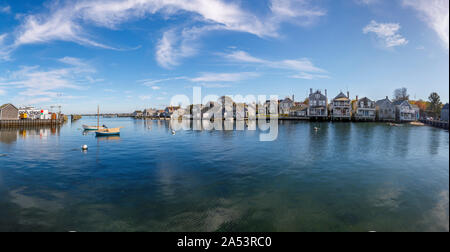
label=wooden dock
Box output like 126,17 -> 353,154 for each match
420,119 -> 449,130
0,119 -> 64,128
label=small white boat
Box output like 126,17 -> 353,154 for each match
83,125 -> 105,130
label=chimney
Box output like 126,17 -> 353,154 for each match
310,88 -> 313,95
347,91 -> 350,99
356,96 -> 359,101
292,95 -> 294,102
325,89 -> 327,98
386,96 -> 388,100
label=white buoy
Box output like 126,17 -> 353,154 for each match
82,145 -> 88,151
172,130 -> 176,135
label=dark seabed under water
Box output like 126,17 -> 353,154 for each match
0,117 -> 448,232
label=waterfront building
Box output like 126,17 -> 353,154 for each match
393,100 -> 417,122
133,110 -> 143,117
289,104 -> 308,117
143,108 -> 157,117
330,92 -> 351,121
279,97 -> 294,116
411,104 -> 420,121
441,103 -> 449,121
235,103 -> 248,120
218,96 -> 235,120
376,97 -> 396,122
163,106 -> 181,118
308,89 -> 328,119
0,104 -> 19,120
353,96 -> 376,121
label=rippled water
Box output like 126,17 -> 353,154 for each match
0,118 -> 448,232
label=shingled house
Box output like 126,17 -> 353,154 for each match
353,97 -> 376,121
330,92 -> 351,121
0,104 -> 19,120
308,89 -> 328,120
376,97 -> 396,122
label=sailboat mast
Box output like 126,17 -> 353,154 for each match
97,105 -> 100,129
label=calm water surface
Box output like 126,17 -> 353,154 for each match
0,118 -> 448,232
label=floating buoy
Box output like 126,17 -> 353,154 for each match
314,127 -> 319,131
172,130 -> 176,135
82,145 -> 88,151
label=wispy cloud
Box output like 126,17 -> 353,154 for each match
354,0 -> 380,5
0,5 -> 10,14
3,0 -> 326,66
363,20 -> 408,48
0,57 -> 99,105
138,76 -> 187,87
269,0 -> 326,27
223,50 -> 328,79
190,72 -> 259,82
402,0 -> 449,50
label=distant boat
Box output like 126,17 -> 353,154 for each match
95,127 -> 123,137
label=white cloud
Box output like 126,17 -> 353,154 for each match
0,88 -> 5,96
138,76 -> 187,87
354,0 -> 380,5
224,50 -> 328,79
151,86 -> 161,90
139,95 -> 152,101
200,83 -> 231,88
0,57 -> 99,105
0,5 -> 10,14
363,20 -> 409,48
269,0 -> 326,27
190,72 -> 259,82
0,33 -> 12,60
4,0 -> 326,66
156,28 -> 199,69
402,0 -> 449,50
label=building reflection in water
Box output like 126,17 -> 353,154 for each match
0,126 -> 60,144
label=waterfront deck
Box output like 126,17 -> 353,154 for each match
0,119 -> 65,128
420,119 -> 449,130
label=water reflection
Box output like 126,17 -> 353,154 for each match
428,128 -> 441,156
0,127 -> 60,144
0,129 -> 17,144
0,118 -> 448,232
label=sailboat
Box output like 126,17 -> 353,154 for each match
94,105 -> 124,136
83,106 -> 106,130
95,127 -> 124,136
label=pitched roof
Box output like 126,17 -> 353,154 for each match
392,100 -> 409,106
376,97 -> 392,106
358,97 -> 373,103
0,103 -> 18,110
334,92 -> 348,100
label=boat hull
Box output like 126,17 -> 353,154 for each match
95,131 -> 120,136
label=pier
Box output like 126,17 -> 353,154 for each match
420,119 -> 449,130
0,119 -> 65,128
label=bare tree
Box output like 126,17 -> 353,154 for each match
393,88 -> 409,102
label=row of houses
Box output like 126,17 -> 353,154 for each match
308,89 -> 422,122
134,90 -> 448,123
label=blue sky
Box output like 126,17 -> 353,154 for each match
0,0 -> 448,114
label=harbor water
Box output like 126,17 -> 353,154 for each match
0,118 -> 448,231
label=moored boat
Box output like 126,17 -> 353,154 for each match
83,125 -> 105,130
95,127 -> 123,137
